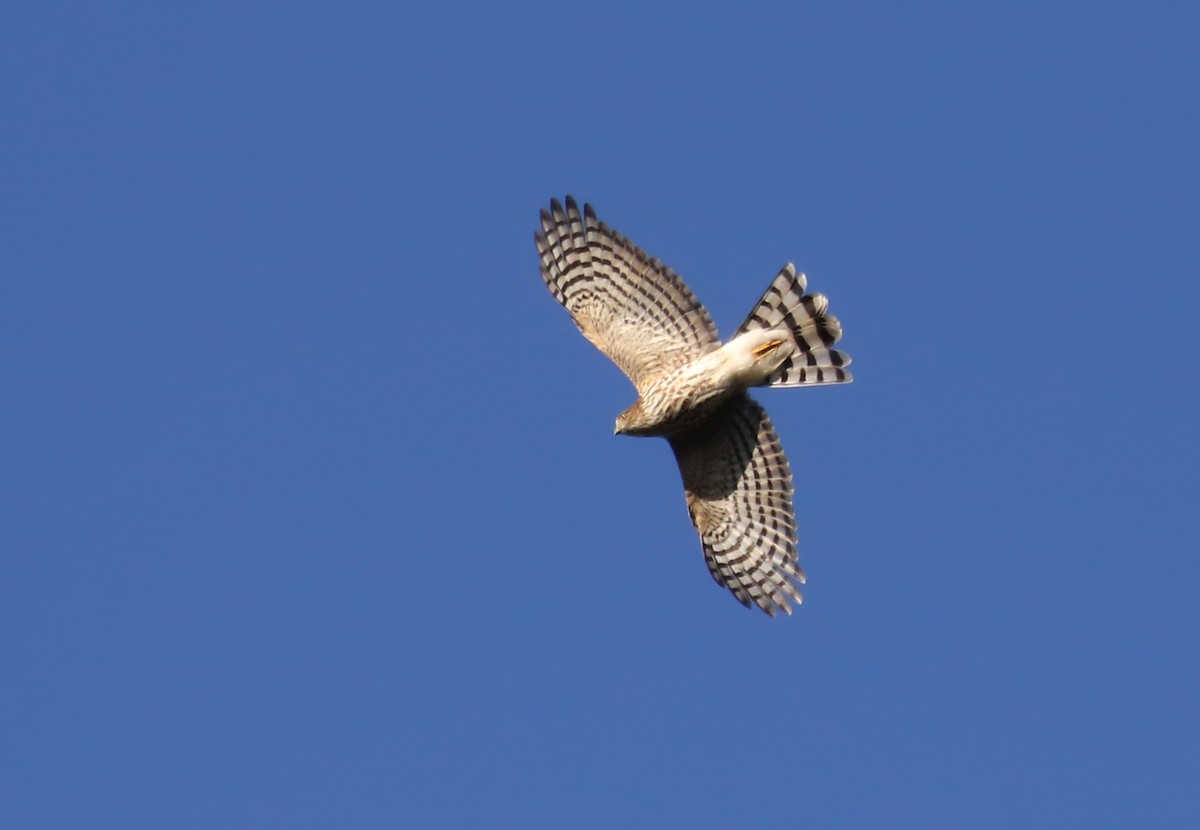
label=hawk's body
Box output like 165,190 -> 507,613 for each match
613,328 -> 800,436
536,197 -> 851,616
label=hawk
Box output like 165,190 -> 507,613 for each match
536,197 -> 852,616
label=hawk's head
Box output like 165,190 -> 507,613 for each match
614,401 -> 645,436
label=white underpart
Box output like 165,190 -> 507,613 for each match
719,329 -> 797,388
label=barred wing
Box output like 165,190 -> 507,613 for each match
536,196 -> 720,391
669,395 -> 805,616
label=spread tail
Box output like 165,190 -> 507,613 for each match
737,263 -> 853,387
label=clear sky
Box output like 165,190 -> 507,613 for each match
3,2 -> 1197,827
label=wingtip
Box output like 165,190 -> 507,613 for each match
756,596 -> 796,617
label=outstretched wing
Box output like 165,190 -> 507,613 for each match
669,395 -> 804,616
536,196 -> 720,391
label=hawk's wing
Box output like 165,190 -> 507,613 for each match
536,196 -> 720,391
669,395 -> 805,616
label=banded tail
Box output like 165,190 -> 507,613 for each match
737,263 -> 853,387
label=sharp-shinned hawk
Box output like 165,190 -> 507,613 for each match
536,196 -> 852,616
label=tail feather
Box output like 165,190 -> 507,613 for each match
738,263 -> 853,388
773,361 -> 853,387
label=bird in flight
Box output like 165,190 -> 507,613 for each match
535,197 -> 852,615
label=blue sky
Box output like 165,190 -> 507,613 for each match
3,2 -> 1197,827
